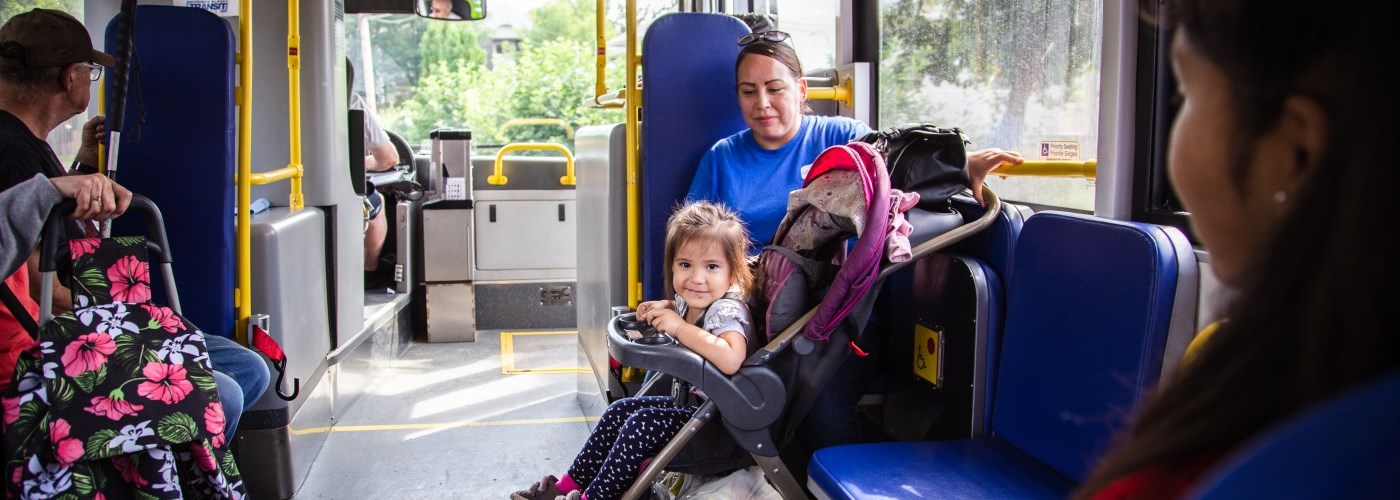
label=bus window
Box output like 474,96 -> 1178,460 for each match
774,0 -> 837,71
877,0 -> 1102,211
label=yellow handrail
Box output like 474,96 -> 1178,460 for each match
234,0 -> 253,343
994,160 -> 1098,179
234,0 -> 305,343
806,77 -> 852,109
625,0 -> 641,307
595,0 -> 607,103
249,165 -> 304,185
488,143 -> 577,186
499,118 -> 576,140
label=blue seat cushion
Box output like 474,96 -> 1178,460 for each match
809,438 -> 1075,499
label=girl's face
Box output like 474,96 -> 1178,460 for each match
737,54 -> 807,150
671,237 -> 734,312
1168,32 -> 1301,286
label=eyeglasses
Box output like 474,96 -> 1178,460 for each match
737,30 -> 790,47
81,63 -> 102,82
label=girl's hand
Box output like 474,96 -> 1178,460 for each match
635,300 -> 674,320
644,308 -> 687,337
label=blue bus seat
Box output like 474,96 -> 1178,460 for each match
1188,369 -> 1400,499
103,6 -> 236,339
639,13 -> 750,301
809,211 -> 1196,499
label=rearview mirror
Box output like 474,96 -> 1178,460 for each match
416,0 -> 486,20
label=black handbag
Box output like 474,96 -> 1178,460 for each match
856,124 -> 971,210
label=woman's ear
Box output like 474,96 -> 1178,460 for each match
799,77 -> 808,101
1276,94 -> 1329,192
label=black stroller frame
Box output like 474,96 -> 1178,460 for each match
606,188 -> 1004,499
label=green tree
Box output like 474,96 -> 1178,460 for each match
878,0 -> 1098,146
521,0 -> 613,48
2,0 -> 79,24
419,21 -> 487,76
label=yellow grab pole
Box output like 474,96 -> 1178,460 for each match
624,0 -> 640,307
993,160 -> 1098,179
287,0 -> 304,210
235,0 -> 253,344
595,0 -> 607,102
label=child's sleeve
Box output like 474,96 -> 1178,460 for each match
701,299 -> 750,337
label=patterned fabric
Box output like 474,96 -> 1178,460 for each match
566,396 -> 693,500
67,237 -> 153,307
2,295 -> 245,498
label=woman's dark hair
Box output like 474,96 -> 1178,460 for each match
736,40 -> 812,113
1079,1 -> 1398,496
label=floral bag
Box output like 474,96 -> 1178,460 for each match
2,237 -> 245,499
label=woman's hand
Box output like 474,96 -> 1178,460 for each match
50,173 -> 131,221
967,148 -> 1025,206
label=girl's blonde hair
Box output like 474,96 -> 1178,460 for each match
662,201 -> 753,299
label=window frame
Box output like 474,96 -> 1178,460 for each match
1129,1 -> 1195,240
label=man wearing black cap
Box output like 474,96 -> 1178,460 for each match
0,8 -> 116,316
0,9 -> 271,443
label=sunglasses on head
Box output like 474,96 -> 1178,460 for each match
737,30 -> 790,47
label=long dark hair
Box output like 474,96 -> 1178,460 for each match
1079,1 -> 1399,496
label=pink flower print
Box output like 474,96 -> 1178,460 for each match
85,394 -> 146,420
136,362 -> 193,405
69,238 -> 100,260
205,402 -> 227,448
61,333 -> 116,377
140,304 -> 184,333
106,255 -> 151,304
111,456 -> 149,488
190,442 -> 218,472
3,397 -> 17,425
49,418 -> 85,466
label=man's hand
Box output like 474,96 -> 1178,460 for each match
74,115 -> 107,166
50,174 -> 131,221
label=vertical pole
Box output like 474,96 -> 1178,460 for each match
625,0 -> 641,307
235,0 -> 253,344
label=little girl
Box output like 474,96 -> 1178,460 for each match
512,201 -> 755,500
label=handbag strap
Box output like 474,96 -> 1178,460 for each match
0,283 -> 39,337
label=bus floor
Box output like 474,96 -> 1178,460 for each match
291,329 -> 596,499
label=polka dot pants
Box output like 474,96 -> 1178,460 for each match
567,396 -> 693,500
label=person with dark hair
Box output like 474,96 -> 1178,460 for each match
684,31 -> 1024,475
687,32 -> 1023,249
0,8 -> 269,437
346,57 -> 400,288
1077,1 -> 1398,497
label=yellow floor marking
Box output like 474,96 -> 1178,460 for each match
290,415 -> 600,435
500,330 -> 591,374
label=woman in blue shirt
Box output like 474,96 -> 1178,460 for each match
687,31 -> 1024,249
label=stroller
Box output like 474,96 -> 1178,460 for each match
2,196 -> 258,499
606,141 -> 1003,499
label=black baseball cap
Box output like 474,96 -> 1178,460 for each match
0,9 -> 116,69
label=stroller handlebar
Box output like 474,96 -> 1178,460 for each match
40,194 -> 174,273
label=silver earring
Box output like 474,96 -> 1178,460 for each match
1274,190 -> 1287,204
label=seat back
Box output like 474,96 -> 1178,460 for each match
639,13 -> 750,301
990,211 -> 1196,483
103,6 -> 236,338
1189,369 -> 1400,499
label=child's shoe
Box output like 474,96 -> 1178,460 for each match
511,475 -> 564,500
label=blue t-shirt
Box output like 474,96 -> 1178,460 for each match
687,115 -> 871,250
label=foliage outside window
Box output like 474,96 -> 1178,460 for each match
878,0 -> 1102,211
348,0 -> 679,151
